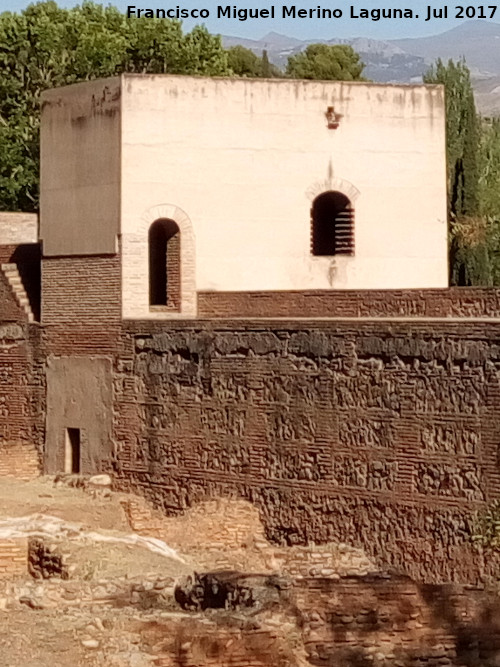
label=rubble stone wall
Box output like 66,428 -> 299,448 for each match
114,319 -> 500,584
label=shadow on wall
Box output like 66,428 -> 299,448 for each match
421,583 -> 500,666
298,575 -> 500,666
10,244 -> 41,322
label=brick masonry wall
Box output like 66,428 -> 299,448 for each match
114,319 -> 500,585
122,494 -> 375,577
0,323 -> 44,462
294,575 -> 500,667
0,442 -> 40,481
198,288 -> 500,318
42,255 -> 121,355
0,539 -> 27,579
0,212 -> 37,246
0,244 -> 20,264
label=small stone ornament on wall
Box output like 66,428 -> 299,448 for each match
325,106 -> 342,129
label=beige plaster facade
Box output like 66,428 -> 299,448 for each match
40,78 -> 121,256
45,356 -> 113,474
41,75 -> 448,320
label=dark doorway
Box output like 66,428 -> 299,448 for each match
65,428 -> 81,474
311,191 -> 354,256
149,218 -> 181,308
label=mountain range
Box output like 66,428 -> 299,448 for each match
221,21 -> 500,116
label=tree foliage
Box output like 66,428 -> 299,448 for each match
286,43 -> 365,81
424,58 -> 500,285
260,49 -> 279,78
424,59 -> 480,218
0,1 -> 230,211
479,118 -> 500,218
227,46 -> 281,78
227,45 -> 261,77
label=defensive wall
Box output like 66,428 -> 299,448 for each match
112,316 -> 500,585
4,279 -> 500,583
2,216 -> 500,583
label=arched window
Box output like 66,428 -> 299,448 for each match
149,218 -> 181,308
311,191 -> 354,256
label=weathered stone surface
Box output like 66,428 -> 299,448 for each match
174,570 -> 287,612
114,320 -> 500,584
28,538 -> 69,580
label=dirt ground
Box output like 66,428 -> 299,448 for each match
0,476 -> 369,667
0,476 -> 286,667
0,476 -> 129,530
0,476 -> 198,666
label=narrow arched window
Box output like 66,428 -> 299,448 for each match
149,218 -> 181,308
311,191 -> 354,256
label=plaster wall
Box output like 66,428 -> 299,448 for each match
40,78 -> 121,256
120,75 -> 448,319
0,213 -> 37,245
45,356 -> 113,474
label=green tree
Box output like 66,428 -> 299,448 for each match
227,45 -> 261,77
226,46 -> 281,78
260,49 -> 272,77
479,118 -> 500,218
424,58 -> 479,218
423,58 -> 495,285
477,119 -> 500,285
286,43 -> 365,81
0,0 -> 230,211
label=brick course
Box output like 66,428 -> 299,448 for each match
0,442 -> 40,481
0,539 -> 27,579
42,255 -> 121,355
198,288 -> 500,318
10,260 -> 500,584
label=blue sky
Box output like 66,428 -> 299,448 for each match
3,0 -> 500,41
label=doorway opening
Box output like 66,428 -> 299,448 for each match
64,428 -> 81,474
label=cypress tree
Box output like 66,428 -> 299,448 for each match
424,59 -> 485,284
261,50 -> 272,78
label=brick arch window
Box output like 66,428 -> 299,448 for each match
311,191 -> 354,256
149,218 -> 181,309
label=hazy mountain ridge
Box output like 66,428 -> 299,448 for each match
221,21 -> 500,115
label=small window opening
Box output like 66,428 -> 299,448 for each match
311,191 -> 354,256
64,428 -> 80,474
149,218 -> 181,309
